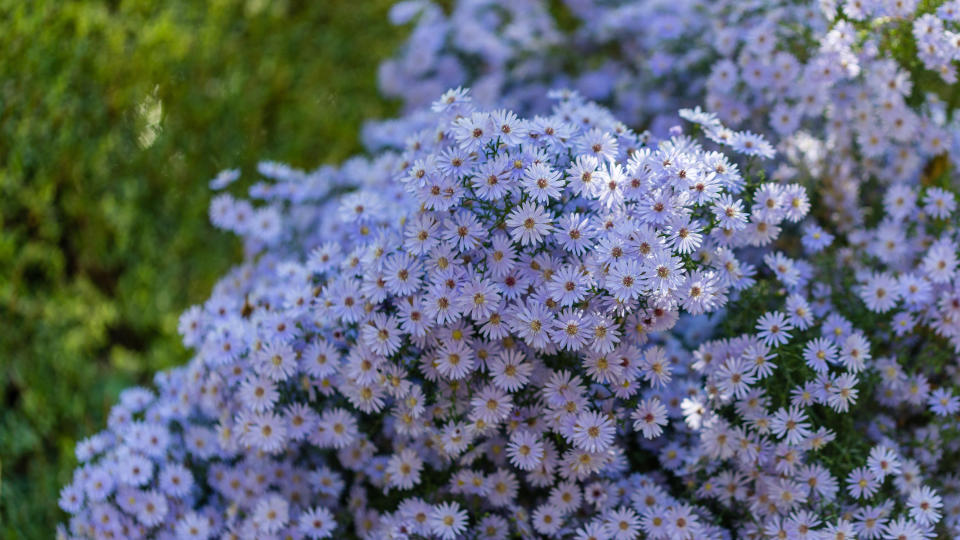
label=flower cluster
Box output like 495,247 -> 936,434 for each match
377,1 -> 560,112
367,0 -> 712,148
697,178 -> 960,537
57,0 -> 960,539
58,91 -> 812,539
850,184 -> 960,350
696,0 -> 960,235
376,1 -> 960,207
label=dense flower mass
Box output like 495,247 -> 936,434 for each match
374,0 -> 960,200
59,90 -> 807,539
59,0 -> 960,539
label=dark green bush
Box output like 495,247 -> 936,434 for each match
0,1 -> 401,536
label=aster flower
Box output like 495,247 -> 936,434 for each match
928,388 -> 960,416
867,445 -> 901,481
715,356 -> 757,399
435,339 -> 476,380
770,405 -> 812,446
507,430 -> 545,471
607,258 -> 646,302
839,332 -> 871,373
505,201 -> 553,246
509,300 -> 553,349
756,311 -> 793,347
712,194 -> 749,230
578,128 -> 619,162
640,346 -> 673,388
176,511 -> 212,539
253,494 -> 289,534
828,373 -> 859,413
522,162 -> 564,203
857,272 -> 900,313
729,131 -> 775,158
429,501 -> 469,540
469,385 -> 513,424
386,448 -> 424,491
908,486 -> 943,526
882,517 -> 928,540
571,410 -> 616,453
803,337 -> 838,373
453,112 -> 494,152
921,240 -> 958,283
643,252 -> 686,293
801,223 -> 834,253
922,187 -> 956,219
555,213 -> 596,256
532,503 -> 564,535
664,504 -> 700,539
548,265 -> 591,307
632,398 -> 669,439
491,109 -> 527,146
299,506 -> 336,539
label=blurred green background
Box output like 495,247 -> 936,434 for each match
0,0 -> 402,536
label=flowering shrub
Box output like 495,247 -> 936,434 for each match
58,0 -> 960,539
367,0 -> 711,148
375,1 -> 960,197
59,89 -> 809,538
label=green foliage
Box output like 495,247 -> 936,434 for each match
0,1 -> 402,536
